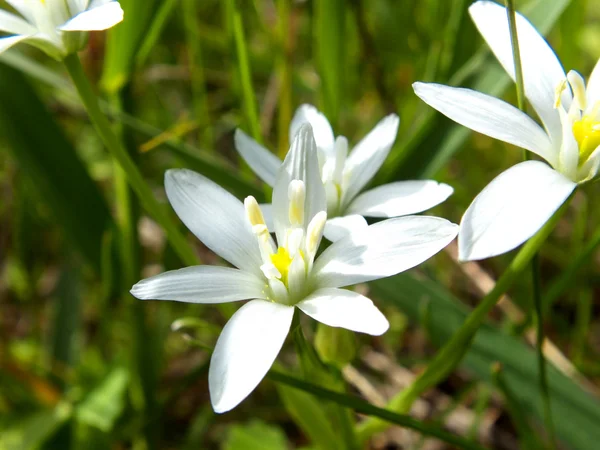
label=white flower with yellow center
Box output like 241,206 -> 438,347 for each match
0,1 -> 123,59
235,104 -> 453,242
131,125 -> 458,413
413,0 -> 600,261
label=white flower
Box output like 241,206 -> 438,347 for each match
235,104 -> 453,242
131,125 -> 458,413
0,1 -> 124,59
413,0 -> 600,261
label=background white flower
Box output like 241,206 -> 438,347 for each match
235,104 -> 453,242
413,0 -> 600,261
131,125 -> 458,413
0,0 -> 123,59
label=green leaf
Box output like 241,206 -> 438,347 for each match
314,0 -> 346,125
223,420 -> 288,450
75,368 -> 129,432
276,381 -> 341,450
101,0 -> 164,93
371,273 -> 600,450
0,405 -> 72,450
0,63 -> 113,272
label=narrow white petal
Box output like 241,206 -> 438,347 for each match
289,104 -> 335,153
313,216 -> 458,288
297,287 -> 389,335
557,107 -> 578,181
258,203 -> 274,230
413,82 -> 556,166
209,300 -> 294,413
323,214 -> 368,242
347,180 -> 453,218
586,58 -> 600,106
165,169 -> 262,275
6,1 -> 35,23
0,10 -> 37,35
469,1 -> 567,143
59,2 -> 123,31
578,145 -> 600,183
272,124 -> 326,243
130,266 -> 267,303
234,129 -> 281,187
343,114 -> 399,206
459,161 -> 576,261
0,34 -> 30,53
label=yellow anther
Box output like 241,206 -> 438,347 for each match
306,211 -> 327,256
567,70 -> 588,111
288,180 -> 306,226
244,196 -> 266,227
554,79 -> 568,109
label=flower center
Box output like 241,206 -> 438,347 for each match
573,115 -> 600,162
245,180 -> 327,305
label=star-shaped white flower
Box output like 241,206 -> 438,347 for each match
131,125 -> 458,413
413,0 -> 600,261
0,1 -> 123,59
235,104 -> 453,242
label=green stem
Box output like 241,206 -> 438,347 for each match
183,0 -> 213,148
63,53 -> 199,267
505,0 -> 526,112
356,190 -> 575,442
230,0 -> 262,142
268,371 -> 489,450
506,1 -> 556,446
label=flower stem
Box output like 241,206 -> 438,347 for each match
505,1 -> 556,446
356,190 -> 575,443
63,53 -> 199,267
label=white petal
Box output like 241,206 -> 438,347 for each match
297,287 -> 389,335
586,58 -> 600,106
289,104 -> 335,154
557,107 -> 578,181
258,203 -> 274,230
343,114 -> 399,206
347,180 -> 453,218
165,169 -> 262,275
469,1 -> 567,144
323,214 -> 368,242
68,0 -> 90,15
59,2 -> 123,31
0,34 -> 30,53
6,1 -> 35,23
578,145 -> 600,183
130,266 -> 267,303
272,124 -> 326,244
459,161 -> 576,261
413,82 -> 556,166
313,216 -> 458,288
234,129 -> 281,187
209,300 -> 294,413
0,10 -> 37,35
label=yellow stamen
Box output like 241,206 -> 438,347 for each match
554,79 -> 568,108
244,196 -> 266,227
270,247 -> 294,285
567,70 -> 588,110
573,116 -> 600,162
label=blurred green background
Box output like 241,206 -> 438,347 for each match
1,0 -> 600,448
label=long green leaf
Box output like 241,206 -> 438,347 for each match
0,63 -> 113,271
370,273 -> 600,450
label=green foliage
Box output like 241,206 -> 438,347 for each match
2,0 -> 600,448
